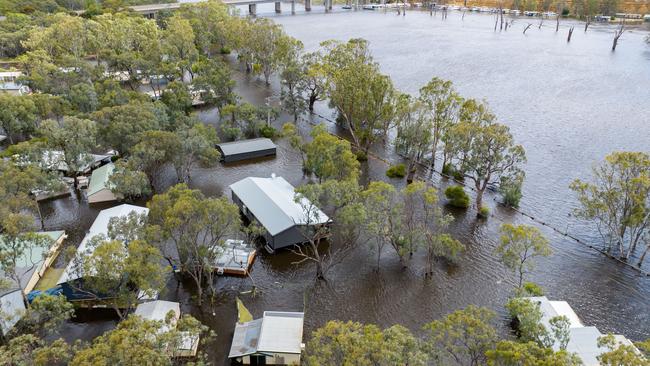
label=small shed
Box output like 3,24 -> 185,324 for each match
87,163 -> 117,204
0,231 -> 67,294
229,176 -> 330,252
214,239 -> 256,276
0,288 -> 26,337
217,138 -> 277,163
228,311 -> 304,365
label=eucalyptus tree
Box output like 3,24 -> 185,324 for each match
394,94 -> 433,178
146,184 -> 241,305
172,123 -> 220,184
446,99 -> 526,210
303,125 -> 360,183
248,18 -> 303,85
302,51 -> 328,112
0,94 -> 37,144
192,57 -> 236,112
280,58 -> 308,123
160,16 -> 198,81
496,224 -> 552,290
570,151 -> 650,265
93,101 -> 162,155
322,38 -> 398,153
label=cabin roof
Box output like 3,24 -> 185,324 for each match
87,163 -> 115,196
229,176 -> 329,236
135,300 -> 181,332
228,311 -> 304,358
58,204 -> 148,284
216,138 -> 276,157
0,231 -> 65,290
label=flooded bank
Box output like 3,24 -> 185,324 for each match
37,6 -> 650,365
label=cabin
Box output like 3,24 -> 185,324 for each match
87,163 -> 117,204
229,175 -> 330,252
214,239 -> 256,276
57,204 -> 149,285
0,71 -> 30,96
216,138 -> 277,163
40,150 -> 115,175
135,300 -> 200,357
526,296 -> 640,365
228,311 -> 304,365
0,288 -> 26,338
0,231 -> 67,294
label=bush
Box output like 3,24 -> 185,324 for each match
442,163 -> 454,176
386,164 -> 406,178
259,125 -> 277,138
442,163 -> 464,181
355,150 -> 368,162
520,282 -> 545,297
561,7 -> 570,16
444,186 -> 470,208
479,206 -> 490,218
500,175 -> 524,208
220,47 -> 231,54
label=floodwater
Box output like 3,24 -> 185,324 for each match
36,6 -> 650,365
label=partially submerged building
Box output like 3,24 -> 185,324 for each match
0,231 -> 67,294
41,150 -> 114,175
135,300 -> 200,357
214,239 -> 256,276
229,175 -> 330,252
217,138 -> 277,163
527,296 -> 640,365
57,204 -> 149,285
0,71 -> 30,96
86,163 -> 117,204
228,311 -> 305,365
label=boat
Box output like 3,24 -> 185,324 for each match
362,3 -> 384,10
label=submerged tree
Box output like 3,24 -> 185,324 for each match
496,223 -> 552,290
303,125 -> 360,183
570,151 -> 650,265
446,99 -> 526,211
147,184 -> 241,305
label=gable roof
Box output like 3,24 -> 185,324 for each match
87,163 -> 115,196
217,138 -> 276,156
58,204 -> 149,284
229,176 -> 329,236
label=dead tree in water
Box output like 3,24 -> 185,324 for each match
584,16 -> 591,31
555,14 -> 560,31
567,26 -> 574,42
462,10 -> 466,19
612,22 -> 625,51
538,17 -> 544,29
523,23 -> 532,34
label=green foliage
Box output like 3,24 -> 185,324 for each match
497,224 -> 551,289
108,159 -> 152,201
570,151 -> 650,265
479,206 -> 490,218
146,184 -> 241,305
38,116 -> 97,177
304,125 -> 360,183
505,297 -> 550,347
486,340 -> 583,365
93,102 -> 162,156
304,320 -> 427,366
500,173 -> 524,208
17,294 -> 74,337
597,334 -> 650,366
0,334 -> 76,366
386,163 -> 406,178
521,282 -> 545,297
423,305 -> 497,366
444,185 -> 470,208
259,125 -> 277,138
0,94 -> 37,144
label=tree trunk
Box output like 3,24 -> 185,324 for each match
637,245 -> 650,267
475,187 -> 484,210
309,95 -> 317,112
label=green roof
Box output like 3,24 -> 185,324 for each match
87,163 -> 115,196
0,231 -> 65,289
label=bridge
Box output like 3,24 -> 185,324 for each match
129,0 -> 336,17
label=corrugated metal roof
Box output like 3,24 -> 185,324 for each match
216,138 -> 276,156
229,176 -> 329,236
58,204 -> 149,284
257,311 -> 304,354
87,163 -> 115,196
135,300 -> 180,332
229,318 -> 263,358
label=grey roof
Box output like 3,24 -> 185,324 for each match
565,327 -> 605,366
228,311 -> 304,358
229,318 -> 263,358
217,138 -> 276,156
229,176 -> 330,236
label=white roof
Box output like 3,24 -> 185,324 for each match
135,300 -> 181,328
529,296 -> 583,329
41,150 -> 112,173
257,311 -> 304,354
0,289 -> 25,335
58,204 -> 149,284
229,176 -> 329,236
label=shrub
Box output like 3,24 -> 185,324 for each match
479,206 -> 490,218
444,186 -> 470,208
386,164 -> 406,178
520,282 -> 544,297
355,150 -> 368,162
500,175 -> 524,208
443,163 -> 464,181
561,7 -> 570,16
259,125 -> 277,138
220,47 -> 231,54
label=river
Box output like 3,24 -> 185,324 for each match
38,5 -> 650,365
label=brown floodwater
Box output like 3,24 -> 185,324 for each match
36,6 -> 650,365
